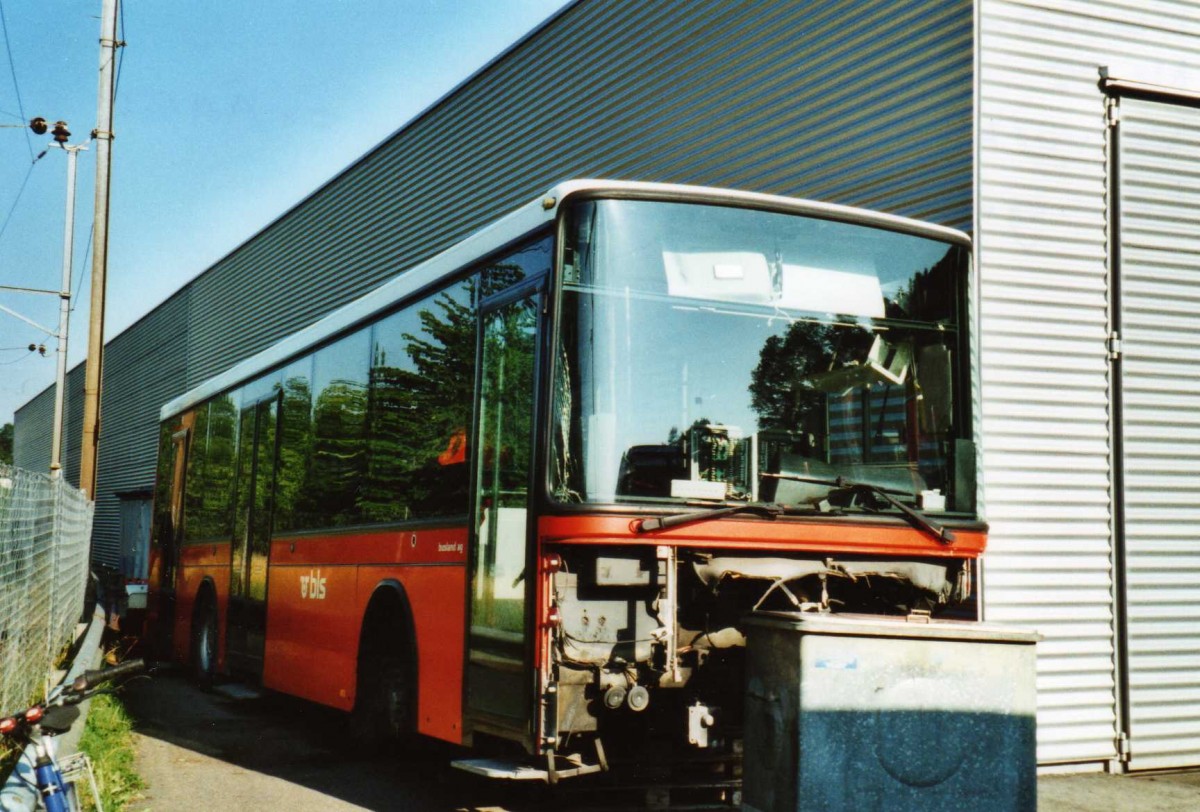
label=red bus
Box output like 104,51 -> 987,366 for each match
145,180 -> 982,779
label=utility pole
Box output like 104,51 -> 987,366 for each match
0,120 -> 79,477
50,140 -> 85,477
80,0 -> 119,497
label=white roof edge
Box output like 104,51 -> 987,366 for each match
162,179 -> 972,422
547,179 -> 972,246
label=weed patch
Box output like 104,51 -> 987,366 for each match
78,693 -> 144,811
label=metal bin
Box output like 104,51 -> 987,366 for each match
743,612 -> 1039,812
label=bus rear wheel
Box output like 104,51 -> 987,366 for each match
190,598 -> 218,688
352,651 -> 413,751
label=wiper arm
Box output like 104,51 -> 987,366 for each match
763,473 -> 955,545
634,503 -> 784,534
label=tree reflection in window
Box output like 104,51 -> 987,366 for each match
365,279 -> 475,522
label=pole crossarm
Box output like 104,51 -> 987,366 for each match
0,301 -> 57,336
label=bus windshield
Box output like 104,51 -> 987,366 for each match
551,198 -> 975,516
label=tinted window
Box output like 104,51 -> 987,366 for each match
183,405 -> 208,540
366,278 -> 474,520
275,357 -> 313,532
150,423 -> 177,552
202,393 -> 239,539
305,329 -> 370,527
481,237 -> 553,299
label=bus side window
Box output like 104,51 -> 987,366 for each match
274,357 -> 314,533
366,278 -> 475,522
301,330 -> 370,528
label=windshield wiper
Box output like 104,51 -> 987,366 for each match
762,473 -> 955,545
634,503 -> 784,534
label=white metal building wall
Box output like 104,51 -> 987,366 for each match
1116,95 -> 1200,771
978,0 -> 1200,765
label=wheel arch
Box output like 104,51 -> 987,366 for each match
355,579 -> 419,709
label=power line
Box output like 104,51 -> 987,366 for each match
0,0 -> 32,161
114,0 -> 125,101
0,150 -> 43,245
69,225 -> 94,314
0,350 -> 36,365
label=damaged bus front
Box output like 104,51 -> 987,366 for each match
501,188 -> 983,776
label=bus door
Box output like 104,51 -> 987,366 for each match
465,285 -> 542,746
226,393 -> 281,677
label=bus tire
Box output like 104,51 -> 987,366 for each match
351,596 -> 416,751
190,594 -> 218,689
352,653 -> 411,750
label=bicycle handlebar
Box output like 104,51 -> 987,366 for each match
69,658 -> 146,695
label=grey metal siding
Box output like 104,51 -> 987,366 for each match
13,386 -> 52,472
978,0 -> 1200,765
184,0 -> 971,387
12,361 -> 84,483
1117,95 -> 1200,771
90,289 -> 190,568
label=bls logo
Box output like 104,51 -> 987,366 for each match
300,569 -> 327,600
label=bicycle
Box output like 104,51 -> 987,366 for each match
1,658 -> 147,812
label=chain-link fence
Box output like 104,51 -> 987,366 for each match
0,464 -> 94,711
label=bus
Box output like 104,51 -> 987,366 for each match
145,179 -> 983,780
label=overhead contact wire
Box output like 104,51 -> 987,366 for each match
0,153 -> 42,246
0,0 -> 32,160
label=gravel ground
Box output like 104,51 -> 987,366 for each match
1040,770 -> 1200,812
122,671 -> 485,811
120,670 -> 1200,811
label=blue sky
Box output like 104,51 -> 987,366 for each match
0,0 -> 568,425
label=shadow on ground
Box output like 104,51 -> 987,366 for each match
120,669 -> 546,812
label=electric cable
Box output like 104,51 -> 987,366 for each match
0,151 -> 43,245
114,0 -> 125,101
0,0 -> 32,161
0,350 -> 36,365
69,225 -> 94,314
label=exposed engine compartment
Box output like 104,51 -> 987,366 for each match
548,545 -> 974,752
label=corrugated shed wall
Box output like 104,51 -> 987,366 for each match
13,384 -> 52,472
64,363 -> 84,486
13,362 -> 84,483
184,0 -> 972,387
19,1 -> 971,571
89,290 -> 190,566
977,0 -> 1200,764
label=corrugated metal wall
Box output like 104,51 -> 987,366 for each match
88,290 -> 190,566
15,0 -> 972,572
13,383 -> 52,472
13,362 -> 83,480
184,0 -> 972,388
1117,95 -> 1200,771
978,0 -> 1200,765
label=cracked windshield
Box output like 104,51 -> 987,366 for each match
552,199 -> 973,516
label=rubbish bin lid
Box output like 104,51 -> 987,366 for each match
745,611 -> 1041,644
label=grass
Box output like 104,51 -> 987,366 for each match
0,737 -> 19,784
77,692 -> 145,811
